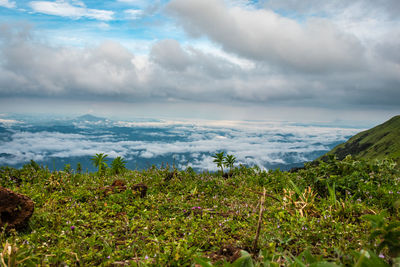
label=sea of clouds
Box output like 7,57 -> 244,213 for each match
0,117 -> 362,171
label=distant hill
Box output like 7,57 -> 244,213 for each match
75,114 -> 106,122
321,115 -> 400,162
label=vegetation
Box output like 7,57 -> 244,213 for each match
0,155 -> 400,266
213,152 -> 226,174
224,154 -> 236,174
90,153 -> 108,175
213,152 -> 237,176
111,156 -> 127,175
323,115 -> 400,163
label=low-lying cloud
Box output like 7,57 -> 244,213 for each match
0,119 -> 361,170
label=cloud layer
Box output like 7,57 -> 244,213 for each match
0,118 -> 361,171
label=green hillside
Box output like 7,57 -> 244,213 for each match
322,115 -> 400,162
1,156 -> 400,266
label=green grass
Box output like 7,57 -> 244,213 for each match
324,115 -> 400,163
1,157 -> 400,266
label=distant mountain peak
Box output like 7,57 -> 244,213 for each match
322,115 -> 400,162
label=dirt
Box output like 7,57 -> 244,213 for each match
208,243 -> 242,263
0,186 -> 34,230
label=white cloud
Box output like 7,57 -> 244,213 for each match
0,0 -> 15,8
117,0 -> 146,5
0,119 -> 362,170
1,21 -> 400,115
29,1 -> 114,21
0,119 -> 21,125
124,9 -> 143,19
167,0 -> 365,72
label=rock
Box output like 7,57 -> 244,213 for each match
101,179 -> 127,195
111,179 -> 127,191
0,186 -> 34,230
100,180 -> 147,198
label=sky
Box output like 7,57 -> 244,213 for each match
0,0 -> 399,124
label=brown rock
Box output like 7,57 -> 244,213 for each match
101,179 -> 127,195
0,186 -> 34,230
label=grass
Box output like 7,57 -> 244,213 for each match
325,115 -> 400,163
1,156 -> 400,266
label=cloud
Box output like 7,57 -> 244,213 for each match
0,20 -> 399,115
117,0 -> 146,5
0,26 -> 141,97
263,0 -> 400,20
0,119 -> 362,170
124,9 -> 143,20
0,119 -> 21,125
29,0 -> 114,21
0,0 -> 15,8
167,0 -> 365,73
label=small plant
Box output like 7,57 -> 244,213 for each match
111,156 -> 127,175
224,154 -> 236,174
195,250 -> 254,267
283,183 -> 318,217
90,153 -> 108,174
0,241 -> 34,266
213,152 -> 237,176
212,152 -> 225,175
76,162 -> 82,174
28,160 -> 40,171
363,213 -> 400,258
63,164 -> 71,174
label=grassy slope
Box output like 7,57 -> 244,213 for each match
1,158 -> 400,266
323,115 -> 400,161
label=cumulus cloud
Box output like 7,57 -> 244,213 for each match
29,0 -> 114,21
0,25 -> 142,97
1,12 -> 400,113
0,0 -> 15,8
167,0 -> 365,73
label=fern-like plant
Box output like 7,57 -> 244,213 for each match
90,153 -> 108,175
212,151 -> 225,175
111,156 -> 127,175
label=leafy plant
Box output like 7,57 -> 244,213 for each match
90,153 -> 108,174
63,164 -> 71,174
352,249 -> 389,267
195,250 -> 254,267
76,162 -> 82,174
224,154 -> 236,174
111,156 -> 127,175
213,151 -> 225,174
0,241 -> 36,266
363,213 -> 400,258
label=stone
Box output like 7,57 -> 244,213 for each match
0,186 -> 34,230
